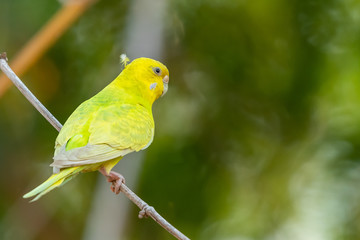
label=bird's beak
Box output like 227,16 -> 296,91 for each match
161,75 -> 169,97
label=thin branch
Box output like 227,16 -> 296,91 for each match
0,53 -> 190,240
0,52 -> 62,131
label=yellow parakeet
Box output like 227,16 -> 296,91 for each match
23,56 -> 170,201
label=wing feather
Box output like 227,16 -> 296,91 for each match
51,103 -> 154,169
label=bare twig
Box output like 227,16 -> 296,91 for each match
121,185 -> 189,239
0,52 -> 62,131
0,53 -> 190,240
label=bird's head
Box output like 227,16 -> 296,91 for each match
121,56 -> 170,104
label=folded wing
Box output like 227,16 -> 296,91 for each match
51,103 -> 154,169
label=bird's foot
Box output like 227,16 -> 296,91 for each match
138,204 -> 154,219
99,168 -> 125,194
109,171 -> 125,194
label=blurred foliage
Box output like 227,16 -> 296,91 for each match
1,0 -> 360,239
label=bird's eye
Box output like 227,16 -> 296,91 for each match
153,67 -> 161,76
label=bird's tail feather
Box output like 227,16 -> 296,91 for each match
23,166 -> 85,202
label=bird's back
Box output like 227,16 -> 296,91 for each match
53,83 -> 154,169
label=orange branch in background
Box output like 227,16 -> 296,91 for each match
0,0 -> 97,97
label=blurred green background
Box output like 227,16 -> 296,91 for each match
2,0 -> 360,239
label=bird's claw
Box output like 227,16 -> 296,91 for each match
138,204 -> 154,219
110,177 -> 124,194
99,169 -> 125,195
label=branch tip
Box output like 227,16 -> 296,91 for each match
0,52 -> 8,61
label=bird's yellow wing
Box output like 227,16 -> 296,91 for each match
51,103 -> 154,169
88,104 -> 154,150
54,98 -> 99,150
